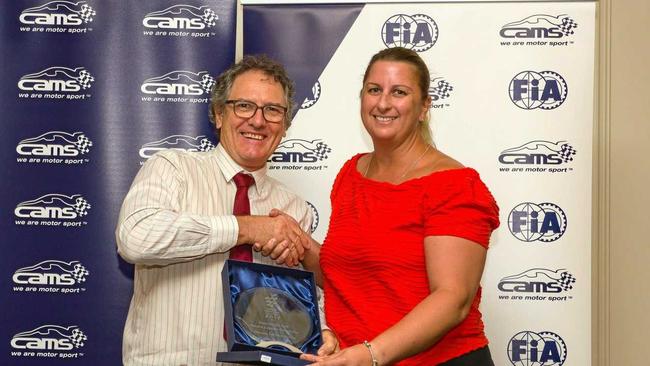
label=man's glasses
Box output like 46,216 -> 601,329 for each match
225,99 -> 287,123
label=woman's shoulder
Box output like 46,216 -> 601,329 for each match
338,153 -> 367,176
329,153 -> 367,199
420,164 -> 498,215
418,152 -> 489,199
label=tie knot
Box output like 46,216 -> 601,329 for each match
233,172 -> 254,188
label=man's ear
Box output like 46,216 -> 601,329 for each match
214,108 -> 223,129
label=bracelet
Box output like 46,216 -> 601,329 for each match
362,340 -> 379,366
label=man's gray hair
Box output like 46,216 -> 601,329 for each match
208,55 -> 295,135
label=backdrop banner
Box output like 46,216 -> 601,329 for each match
1,1 -> 235,364
244,2 -> 595,366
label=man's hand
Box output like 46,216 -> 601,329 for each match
253,238 -> 299,266
237,209 -> 310,266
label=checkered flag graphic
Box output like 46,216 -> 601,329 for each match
558,271 -> 576,291
559,17 -> 578,36
77,70 -> 94,90
70,328 -> 87,348
314,142 -> 332,161
200,74 -> 215,93
198,138 -> 215,152
559,143 -> 577,162
74,134 -> 93,154
72,263 -> 89,283
201,9 -> 218,27
433,80 -> 454,99
79,4 -> 96,23
73,197 -> 91,217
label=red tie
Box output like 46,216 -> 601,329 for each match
229,172 -> 255,261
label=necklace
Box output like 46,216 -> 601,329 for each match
364,145 -> 431,179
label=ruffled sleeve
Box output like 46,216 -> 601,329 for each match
423,170 -> 500,248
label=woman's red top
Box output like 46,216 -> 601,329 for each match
320,154 -> 500,365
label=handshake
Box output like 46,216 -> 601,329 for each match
236,208 -> 313,267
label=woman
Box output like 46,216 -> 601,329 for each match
262,47 -> 499,365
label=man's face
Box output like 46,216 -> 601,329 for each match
215,70 -> 287,171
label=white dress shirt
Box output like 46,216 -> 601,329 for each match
116,144 -> 321,366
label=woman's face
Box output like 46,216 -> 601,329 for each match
360,60 -> 430,145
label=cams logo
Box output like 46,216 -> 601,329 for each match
139,135 -> 215,162
13,260 -> 89,294
16,131 -> 92,165
140,70 -> 214,103
497,268 -> 576,302
268,139 -> 332,172
500,14 -> 578,47
142,4 -> 218,37
509,71 -> 567,110
306,201 -> 320,234
10,325 -> 87,358
508,202 -> 566,243
301,80 -> 321,109
19,1 -> 96,34
14,193 -> 91,228
429,76 -> 453,109
382,14 -> 438,52
18,66 -> 94,101
498,140 -> 576,173
508,330 -> 567,366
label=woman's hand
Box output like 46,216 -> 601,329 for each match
317,329 -> 340,356
301,343 -> 373,366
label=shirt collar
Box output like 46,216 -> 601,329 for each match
213,143 -> 267,196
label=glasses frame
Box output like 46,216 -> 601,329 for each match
225,99 -> 287,124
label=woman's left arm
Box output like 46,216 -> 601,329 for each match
304,235 -> 487,366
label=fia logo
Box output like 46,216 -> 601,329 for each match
143,4 -> 218,30
382,14 -> 438,52
11,325 -> 87,351
509,71 -> 568,110
508,202 -> 567,242
499,140 -> 576,165
500,14 -> 578,39
306,201 -> 320,234
18,67 -> 94,93
498,268 -> 576,294
13,260 -> 89,287
139,135 -> 215,160
301,80 -> 321,109
141,70 -> 214,96
508,331 -> 567,365
20,1 -> 96,26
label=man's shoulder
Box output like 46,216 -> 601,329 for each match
148,148 -> 215,167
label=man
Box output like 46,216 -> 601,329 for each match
116,55 -> 336,365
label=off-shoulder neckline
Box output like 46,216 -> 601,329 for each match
350,153 -> 477,188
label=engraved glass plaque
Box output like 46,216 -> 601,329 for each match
218,260 -> 322,366
234,288 -> 313,353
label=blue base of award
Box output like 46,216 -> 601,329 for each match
216,350 -> 309,366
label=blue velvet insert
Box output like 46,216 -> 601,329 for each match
227,261 -> 322,355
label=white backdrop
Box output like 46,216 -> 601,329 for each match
256,1 -> 595,365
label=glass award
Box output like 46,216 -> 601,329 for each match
234,287 -> 313,353
217,260 -> 322,366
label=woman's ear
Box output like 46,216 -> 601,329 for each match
420,96 -> 432,121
